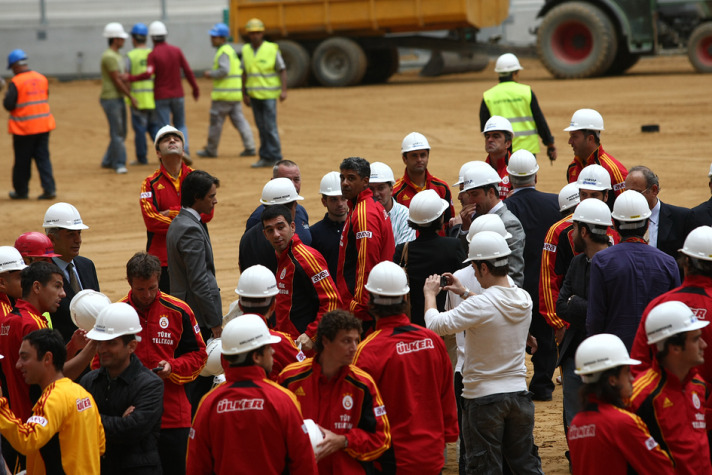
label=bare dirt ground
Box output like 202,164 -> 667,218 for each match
1,54 -> 708,474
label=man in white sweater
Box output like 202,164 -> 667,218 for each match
424,230 -> 543,475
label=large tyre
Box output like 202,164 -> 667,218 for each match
606,44 -> 640,75
311,37 -> 367,87
537,2 -> 618,78
277,40 -> 310,89
362,47 -> 399,84
688,22 -> 712,73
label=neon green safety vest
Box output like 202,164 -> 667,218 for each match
212,44 -> 242,101
126,47 -> 155,110
243,41 -> 282,100
483,82 -> 539,154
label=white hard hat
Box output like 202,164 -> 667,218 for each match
369,162 -> 395,184
461,161 -> 501,192
408,190 -> 448,224
576,164 -> 611,191
645,301 -> 710,345
154,125 -> 184,147
43,202 -> 89,230
572,199 -> 613,231
221,314 -> 280,355
708,163 -> 712,178
303,419 -> 324,455
236,265 -> 278,302
87,302 -> 143,341
70,290 -> 112,331
401,132 -> 430,154
464,230 -> 511,265
260,177 -> 304,205
364,261 -> 409,298
679,226 -> 712,261
319,172 -> 342,196
200,338 -> 225,377
558,183 -> 581,212
148,20 -> 168,37
452,161 -> 480,187
506,150 -> 539,176
574,334 -> 640,383
482,116 -> 514,135
466,214 -> 512,243
564,109 -> 604,132
611,190 -> 651,227
223,299 -> 243,326
494,53 -> 523,74
0,246 -> 27,273
102,22 -> 129,39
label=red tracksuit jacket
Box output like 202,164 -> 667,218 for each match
188,365 -> 317,475
486,151 -> 512,200
566,145 -> 628,209
140,162 -> 213,266
353,314 -> 459,474
630,360 -> 711,474
568,395 -> 673,474
337,188 -> 395,323
0,293 -> 12,319
275,234 -> 341,340
279,358 -> 391,474
0,300 -> 48,422
120,291 -> 206,428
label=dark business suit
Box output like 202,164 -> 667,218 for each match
166,209 -> 222,331
656,201 -> 690,259
51,255 -> 100,342
686,196 -> 712,235
505,187 -> 561,400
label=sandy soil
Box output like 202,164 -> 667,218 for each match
1,54 -> 708,474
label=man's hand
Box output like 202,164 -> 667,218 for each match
547,144 -> 557,162
423,275 -> 443,299
526,333 -> 538,354
156,360 -> 172,379
296,333 -> 314,352
243,95 -> 251,108
316,427 -> 346,462
459,204 -> 477,231
555,327 -> 566,345
192,87 -> 199,101
122,405 -> 135,418
211,325 -> 223,338
203,71 -> 211,79
279,90 -> 287,102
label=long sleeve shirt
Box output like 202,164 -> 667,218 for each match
129,41 -> 198,100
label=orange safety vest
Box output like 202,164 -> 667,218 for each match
8,70 -> 56,136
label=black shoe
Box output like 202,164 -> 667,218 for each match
250,158 -> 277,168
9,191 -> 28,200
37,191 -> 56,200
240,149 -> 257,157
197,149 -> 217,158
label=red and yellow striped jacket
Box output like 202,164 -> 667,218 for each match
393,169 -> 455,236
567,145 -> 628,209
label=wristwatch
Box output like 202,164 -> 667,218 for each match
460,288 -> 470,299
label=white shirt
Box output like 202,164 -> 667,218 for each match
648,199 -> 660,248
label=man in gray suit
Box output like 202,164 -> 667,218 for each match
166,169 -> 222,341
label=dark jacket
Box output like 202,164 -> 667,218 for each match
51,255 -> 100,342
80,353 -> 164,475
656,201 -> 689,259
555,253 -> 591,365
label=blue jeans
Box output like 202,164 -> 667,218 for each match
155,97 -> 189,153
131,108 -> 160,163
100,98 -> 127,169
561,356 -> 583,430
250,98 -> 281,161
462,391 -> 543,475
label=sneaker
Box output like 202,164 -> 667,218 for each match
116,166 -> 128,174
240,149 -> 257,157
197,149 -> 217,158
250,158 -> 277,168
182,153 -> 193,166
9,191 -> 28,200
37,191 -> 56,200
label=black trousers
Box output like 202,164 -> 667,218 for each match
12,132 -> 55,195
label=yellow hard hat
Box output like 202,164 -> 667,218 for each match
245,18 -> 265,32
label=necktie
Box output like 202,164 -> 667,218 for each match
67,262 -> 81,294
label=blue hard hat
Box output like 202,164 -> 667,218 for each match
131,23 -> 148,36
209,23 -> 230,37
7,49 -> 27,69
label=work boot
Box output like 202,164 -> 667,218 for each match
197,149 -> 217,158
250,158 -> 276,168
240,149 -> 257,157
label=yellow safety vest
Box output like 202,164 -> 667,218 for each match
483,81 -> 539,154
212,44 -> 242,102
126,47 -> 154,110
243,41 -> 281,100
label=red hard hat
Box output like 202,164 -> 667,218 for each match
14,232 -> 61,258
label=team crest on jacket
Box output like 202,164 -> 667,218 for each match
280,267 -> 286,279
693,392 -> 701,410
159,316 -> 169,329
342,394 -> 354,410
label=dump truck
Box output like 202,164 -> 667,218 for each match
229,0 -> 509,87
535,0 -> 712,78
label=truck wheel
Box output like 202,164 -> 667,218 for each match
688,22 -> 712,73
537,2 -> 617,78
277,40 -> 310,89
312,37 -> 367,87
362,47 -> 399,84
606,44 -> 640,75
